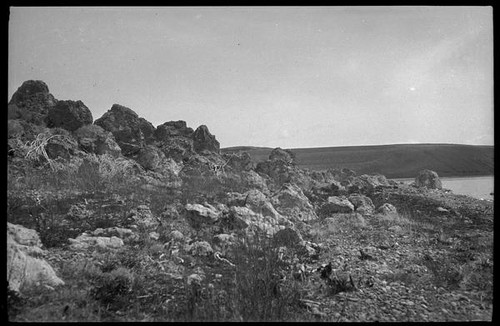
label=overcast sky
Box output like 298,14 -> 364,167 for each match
8,6 -> 493,148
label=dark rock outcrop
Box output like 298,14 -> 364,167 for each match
74,124 -> 121,157
193,125 -> 220,153
8,80 -> 58,125
415,169 -> 442,189
94,104 -> 155,156
155,121 -> 195,161
47,100 -> 93,131
155,120 -> 194,140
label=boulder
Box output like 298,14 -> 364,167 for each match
348,194 -> 375,215
193,125 -> 220,153
227,206 -> 285,236
185,203 -> 221,228
415,169 -> 442,189
47,100 -> 93,131
272,183 -> 318,222
74,124 -> 121,157
94,104 -> 155,156
377,203 -> 398,215
8,80 -> 57,125
7,223 -> 65,292
318,196 -> 355,217
69,233 -> 124,251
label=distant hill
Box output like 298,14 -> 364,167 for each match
222,144 -> 494,179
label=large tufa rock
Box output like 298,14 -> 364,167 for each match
318,196 -> 355,217
415,169 -> 442,189
155,120 -> 195,161
47,100 -> 93,131
74,124 -> 122,157
94,104 -> 155,156
155,120 -> 194,139
272,183 -> 318,222
193,125 -> 220,153
269,147 -> 296,164
7,223 -> 65,292
8,80 -> 58,125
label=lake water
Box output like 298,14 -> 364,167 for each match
393,176 -> 494,201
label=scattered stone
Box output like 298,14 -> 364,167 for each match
377,203 -> 398,215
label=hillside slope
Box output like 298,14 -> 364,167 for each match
222,144 -> 494,178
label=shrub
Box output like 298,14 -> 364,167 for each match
90,267 -> 135,310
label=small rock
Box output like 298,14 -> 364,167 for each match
187,273 -> 204,285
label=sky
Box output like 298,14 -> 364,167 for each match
8,6 -> 493,149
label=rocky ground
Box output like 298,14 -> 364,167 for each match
6,80 -> 494,322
